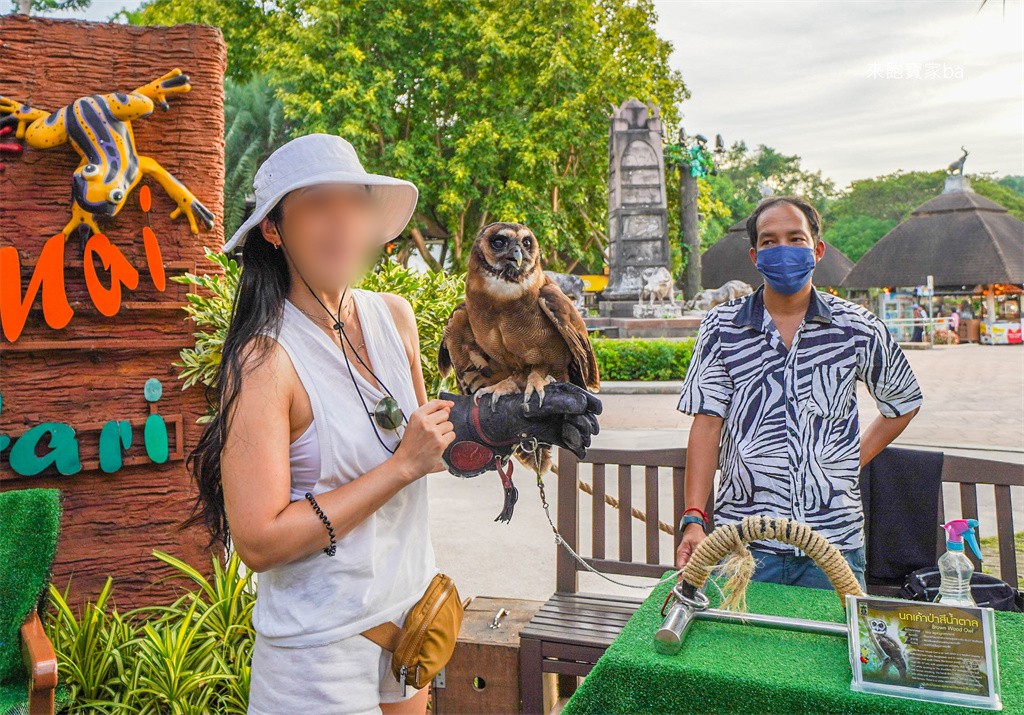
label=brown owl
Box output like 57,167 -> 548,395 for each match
438,222 -> 600,518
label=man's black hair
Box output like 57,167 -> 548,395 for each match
746,195 -> 823,248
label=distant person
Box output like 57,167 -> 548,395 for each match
911,304 -> 924,342
949,309 -> 961,335
675,195 -> 922,591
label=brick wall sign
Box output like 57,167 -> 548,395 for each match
0,16 -> 226,609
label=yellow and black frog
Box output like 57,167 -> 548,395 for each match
0,68 -> 215,240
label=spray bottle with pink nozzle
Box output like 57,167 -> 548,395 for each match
937,519 -> 982,607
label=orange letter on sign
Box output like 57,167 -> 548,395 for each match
83,233 -> 139,316
0,233 -> 74,342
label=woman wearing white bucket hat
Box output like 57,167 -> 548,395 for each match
185,133 -> 454,714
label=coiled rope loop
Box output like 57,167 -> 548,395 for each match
680,516 -> 865,612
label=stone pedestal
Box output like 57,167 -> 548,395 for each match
602,99 -> 671,301
943,174 -> 972,193
633,302 -> 683,319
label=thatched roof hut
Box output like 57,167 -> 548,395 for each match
701,220 -> 854,289
843,180 -> 1024,289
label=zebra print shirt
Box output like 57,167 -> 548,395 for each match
678,285 -> 923,554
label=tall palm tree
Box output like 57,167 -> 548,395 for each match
223,76 -> 289,237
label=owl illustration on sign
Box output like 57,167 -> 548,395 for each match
0,69 -> 214,242
867,618 -> 908,679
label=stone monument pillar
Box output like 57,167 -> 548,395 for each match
601,99 -> 671,314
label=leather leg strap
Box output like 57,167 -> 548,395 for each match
362,621 -> 402,652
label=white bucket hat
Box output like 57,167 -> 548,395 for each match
222,133 -> 418,253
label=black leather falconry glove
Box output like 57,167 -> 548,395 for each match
440,382 -> 603,479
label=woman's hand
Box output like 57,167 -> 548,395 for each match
675,522 -> 707,570
393,399 -> 455,482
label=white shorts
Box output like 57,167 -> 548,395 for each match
247,609 -> 420,715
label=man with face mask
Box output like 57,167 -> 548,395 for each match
674,196 -> 922,589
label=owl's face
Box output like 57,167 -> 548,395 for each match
870,619 -> 887,634
473,222 -> 540,282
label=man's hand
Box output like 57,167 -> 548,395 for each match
675,522 -> 707,570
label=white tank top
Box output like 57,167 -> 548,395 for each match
288,419 -> 320,501
251,288 -> 437,647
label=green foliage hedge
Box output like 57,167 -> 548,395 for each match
593,338 -> 695,382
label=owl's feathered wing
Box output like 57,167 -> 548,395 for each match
437,302 -> 513,395
538,276 -> 600,391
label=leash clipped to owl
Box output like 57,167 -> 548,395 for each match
655,516 -> 864,655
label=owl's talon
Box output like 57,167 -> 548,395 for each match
523,373 -> 555,409
475,377 -> 522,408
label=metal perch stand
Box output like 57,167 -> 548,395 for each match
655,516 -> 865,654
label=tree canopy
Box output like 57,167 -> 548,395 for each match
126,0 -> 688,272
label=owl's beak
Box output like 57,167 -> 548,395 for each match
512,245 -> 523,267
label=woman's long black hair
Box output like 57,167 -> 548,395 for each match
184,200 -> 289,551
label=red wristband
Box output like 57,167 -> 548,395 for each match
683,507 -> 708,522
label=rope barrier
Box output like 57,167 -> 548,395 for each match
576,478 -> 675,536
680,515 -> 865,611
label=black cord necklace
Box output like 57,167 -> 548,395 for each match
275,222 -> 406,454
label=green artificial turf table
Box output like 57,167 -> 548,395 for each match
562,578 -> 1024,715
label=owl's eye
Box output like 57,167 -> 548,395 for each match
523,238 -> 532,248
491,237 -> 507,249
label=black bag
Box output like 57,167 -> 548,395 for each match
899,567 -> 1023,612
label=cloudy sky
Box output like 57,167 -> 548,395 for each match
54,0 -> 1024,190
653,0 -> 1023,188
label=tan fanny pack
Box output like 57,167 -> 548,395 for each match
361,573 -> 464,690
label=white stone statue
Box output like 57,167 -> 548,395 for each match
639,266 -> 674,305
687,280 -> 753,312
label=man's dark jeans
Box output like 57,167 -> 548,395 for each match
749,546 -> 867,590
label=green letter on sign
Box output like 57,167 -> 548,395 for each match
9,424 -> 81,476
99,420 -> 133,473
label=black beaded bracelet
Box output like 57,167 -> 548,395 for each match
304,492 -> 337,556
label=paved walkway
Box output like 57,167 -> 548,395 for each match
430,343 -> 1023,602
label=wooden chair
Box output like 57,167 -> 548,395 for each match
938,455 -> 1022,584
20,611 -> 59,715
518,446 -> 712,714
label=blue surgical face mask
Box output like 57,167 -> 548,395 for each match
756,244 -> 816,295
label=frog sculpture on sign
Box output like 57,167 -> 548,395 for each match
0,68 -> 215,243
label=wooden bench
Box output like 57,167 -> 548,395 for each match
519,446 -> 1022,713
518,447 -> 712,713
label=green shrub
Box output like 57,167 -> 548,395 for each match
172,252 -> 466,411
46,550 -> 255,714
593,338 -> 695,381
356,259 -> 465,394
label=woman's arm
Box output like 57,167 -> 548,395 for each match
221,337 -> 453,573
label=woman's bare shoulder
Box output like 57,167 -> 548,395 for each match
234,333 -> 301,403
